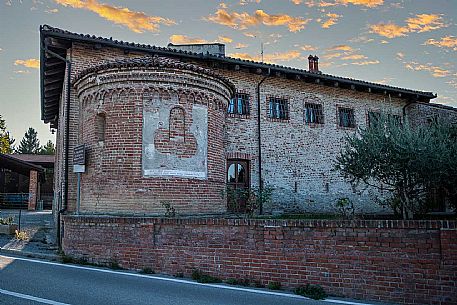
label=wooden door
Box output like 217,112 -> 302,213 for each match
227,160 -> 249,212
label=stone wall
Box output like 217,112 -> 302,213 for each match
407,102 -> 457,126
62,215 -> 457,305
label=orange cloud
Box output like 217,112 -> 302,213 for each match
235,43 -> 248,48
169,35 -> 233,45
405,61 -> 450,78
327,45 -> 353,52
341,54 -> 367,60
304,0 -> 383,7
169,35 -> 209,45
424,36 -> 457,51
369,23 -> 408,38
14,59 -> 40,69
323,52 -> 343,59
351,60 -> 380,65
205,9 -> 311,32
337,0 -> 383,7
218,36 -> 233,43
321,13 -> 341,28
300,44 -> 318,51
229,50 -> 301,63
406,14 -> 445,33
54,0 -> 175,33
370,14 -> 446,38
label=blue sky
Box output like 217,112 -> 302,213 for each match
1,0 -> 456,145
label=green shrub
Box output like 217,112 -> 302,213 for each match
140,267 -> 155,274
191,269 -> 221,283
295,284 -> 327,300
267,281 -> 281,290
0,216 -> 14,225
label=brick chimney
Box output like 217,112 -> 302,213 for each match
313,55 -> 319,72
308,55 -> 315,72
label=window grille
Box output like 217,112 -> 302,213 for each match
304,103 -> 324,124
228,93 -> 250,115
268,97 -> 289,120
338,107 -> 355,128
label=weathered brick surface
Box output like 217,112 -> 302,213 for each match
63,216 -> 457,305
51,42 -> 457,217
27,169 -> 38,210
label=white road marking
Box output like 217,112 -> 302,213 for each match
0,288 -> 71,305
0,254 -> 375,305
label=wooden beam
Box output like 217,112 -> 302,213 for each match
44,69 -> 65,77
44,76 -> 63,85
45,60 -> 65,68
44,83 -> 62,92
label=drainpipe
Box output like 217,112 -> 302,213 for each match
256,69 -> 270,215
41,42 -> 72,250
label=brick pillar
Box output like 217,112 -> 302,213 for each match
28,170 -> 38,210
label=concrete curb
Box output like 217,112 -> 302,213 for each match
0,248 -> 60,261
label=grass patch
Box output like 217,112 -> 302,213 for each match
191,269 -> 222,283
295,284 -> 327,300
267,281 -> 281,290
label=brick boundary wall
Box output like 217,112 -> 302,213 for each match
62,216 -> 457,304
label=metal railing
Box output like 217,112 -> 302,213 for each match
0,193 -> 30,209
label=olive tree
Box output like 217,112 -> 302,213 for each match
336,113 -> 457,219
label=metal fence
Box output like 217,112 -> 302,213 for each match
0,193 -> 30,209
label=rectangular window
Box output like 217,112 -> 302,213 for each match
268,97 -> 289,120
304,103 -> 324,124
368,111 -> 380,127
228,93 -> 250,115
368,111 -> 401,127
338,107 -> 355,128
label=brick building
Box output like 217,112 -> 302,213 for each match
39,25 -> 456,218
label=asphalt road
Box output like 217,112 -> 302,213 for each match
0,254 -> 333,305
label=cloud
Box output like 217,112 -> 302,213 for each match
321,13 -> 341,28
14,70 -> 31,74
351,60 -> 380,65
229,50 -> 301,63
303,0 -> 383,7
291,0 -> 302,4
169,35 -> 208,44
45,8 -> 58,13
218,36 -> 233,43
424,36 -> 457,51
337,0 -> 383,7
369,14 -> 446,38
369,22 -> 408,38
299,44 -> 318,51
323,52 -> 343,59
53,0 -> 175,33
404,61 -> 450,78
235,43 -> 248,49
243,32 -> 257,38
169,35 -> 234,45
406,14 -> 445,33
327,45 -> 353,52
205,9 -> 311,32
14,58 -> 40,69
239,0 -> 261,5
349,36 -> 374,44
341,54 -> 367,60
396,52 -> 404,60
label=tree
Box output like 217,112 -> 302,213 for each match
39,140 -> 56,155
0,114 -> 15,154
335,113 -> 457,219
17,127 -> 41,154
